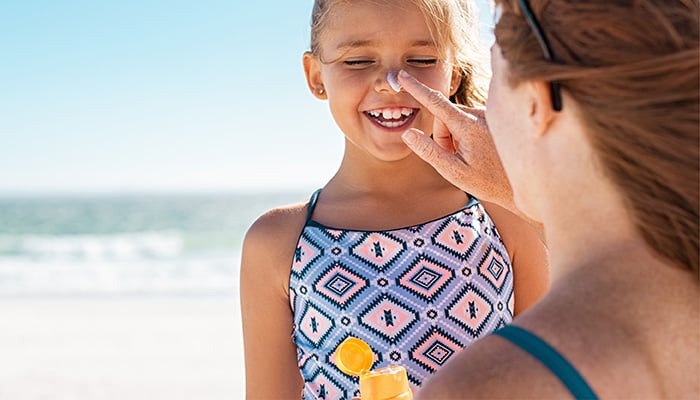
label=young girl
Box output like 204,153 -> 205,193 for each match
240,1 -> 549,398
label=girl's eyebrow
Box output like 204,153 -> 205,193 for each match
334,39 -> 436,51
335,39 -> 375,51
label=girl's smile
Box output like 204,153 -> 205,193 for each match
364,107 -> 419,130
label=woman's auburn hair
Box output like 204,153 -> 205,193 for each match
494,0 -> 700,274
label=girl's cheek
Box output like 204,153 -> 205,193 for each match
331,68 -> 375,85
410,69 -> 451,93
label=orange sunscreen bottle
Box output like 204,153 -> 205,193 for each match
335,337 -> 413,400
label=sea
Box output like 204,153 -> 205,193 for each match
0,191 -> 308,298
0,190 -> 309,400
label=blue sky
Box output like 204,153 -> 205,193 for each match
0,1 -> 493,194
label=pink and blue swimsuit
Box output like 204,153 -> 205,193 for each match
290,190 -> 514,399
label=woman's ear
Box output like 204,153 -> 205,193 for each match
528,80 -> 556,137
303,52 -> 327,100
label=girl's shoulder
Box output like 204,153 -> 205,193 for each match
480,199 -> 550,314
479,199 -> 546,258
244,199 -> 311,251
241,196 -> 315,281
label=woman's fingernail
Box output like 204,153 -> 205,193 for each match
387,70 -> 401,92
402,129 -> 417,145
399,70 -> 410,79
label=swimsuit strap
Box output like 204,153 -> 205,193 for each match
305,188 -> 322,223
494,325 -> 598,400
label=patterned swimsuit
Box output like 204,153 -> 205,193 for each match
290,190 -> 514,399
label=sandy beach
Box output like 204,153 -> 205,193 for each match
0,296 -> 244,400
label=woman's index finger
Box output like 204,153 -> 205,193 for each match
398,70 -> 464,124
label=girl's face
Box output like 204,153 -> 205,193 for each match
306,0 -> 459,161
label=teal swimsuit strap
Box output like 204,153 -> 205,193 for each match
493,325 -> 598,400
305,188 -> 322,223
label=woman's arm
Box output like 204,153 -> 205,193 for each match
240,209 -> 305,399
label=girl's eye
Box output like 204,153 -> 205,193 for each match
408,58 -> 438,66
343,59 -> 375,68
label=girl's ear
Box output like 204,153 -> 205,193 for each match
527,80 -> 556,138
303,52 -> 327,100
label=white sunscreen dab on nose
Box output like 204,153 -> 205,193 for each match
387,70 -> 401,93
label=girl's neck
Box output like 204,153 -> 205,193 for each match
329,151 -> 449,196
314,150 -> 468,230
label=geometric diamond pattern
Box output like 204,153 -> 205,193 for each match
358,295 -> 420,344
445,283 -> 495,338
321,228 -> 347,242
397,255 -> 454,302
350,232 -> 407,271
305,369 -> 347,400
299,302 -> 335,347
432,218 -> 479,260
313,262 -> 369,309
290,194 -> 514,396
291,232 -> 325,279
478,246 -> 511,294
409,326 -> 464,373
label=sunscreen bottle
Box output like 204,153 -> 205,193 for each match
335,337 -> 413,400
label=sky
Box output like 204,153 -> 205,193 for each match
0,0 -> 493,195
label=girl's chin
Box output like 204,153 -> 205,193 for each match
366,143 -> 416,162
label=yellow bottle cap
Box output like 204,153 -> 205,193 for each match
335,337 -> 374,376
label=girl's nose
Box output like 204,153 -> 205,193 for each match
387,70 -> 402,92
375,69 -> 402,93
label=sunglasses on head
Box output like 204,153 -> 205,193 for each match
518,0 -> 563,111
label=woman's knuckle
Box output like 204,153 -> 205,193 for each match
428,89 -> 446,107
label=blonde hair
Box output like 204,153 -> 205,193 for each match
309,0 -> 489,107
494,0 -> 700,274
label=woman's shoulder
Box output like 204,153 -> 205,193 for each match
416,327 -> 573,399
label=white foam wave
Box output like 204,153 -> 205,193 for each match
0,232 -> 183,261
0,256 -> 239,297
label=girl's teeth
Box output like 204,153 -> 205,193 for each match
368,108 -> 415,127
373,109 -> 414,120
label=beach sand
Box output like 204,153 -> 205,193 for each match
0,296 -> 244,399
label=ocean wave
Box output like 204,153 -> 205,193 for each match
0,255 -> 240,297
0,232 -> 184,261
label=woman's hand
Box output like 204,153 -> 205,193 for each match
398,70 -> 517,214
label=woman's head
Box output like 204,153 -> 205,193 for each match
493,0 -> 700,274
309,0 -> 488,107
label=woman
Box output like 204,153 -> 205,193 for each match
398,0 -> 699,398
